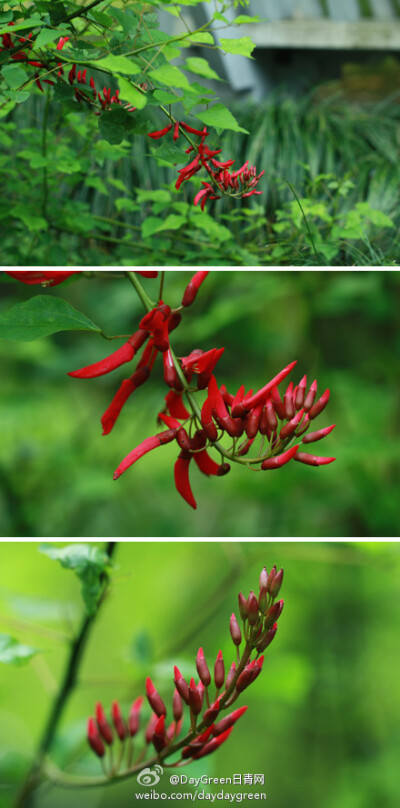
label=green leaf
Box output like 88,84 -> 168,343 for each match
219,37 -> 255,58
1,65 -> 27,89
187,32 -> 214,44
234,15 -> 261,24
0,18 -> 43,36
0,296 -> 102,341
39,544 -> 111,616
0,633 -> 39,666
184,57 -> 221,81
142,214 -> 186,238
195,104 -> 248,134
93,54 -> 141,76
150,65 -> 191,91
10,204 -> 47,231
117,77 -> 147,109
35,27 -> 70,48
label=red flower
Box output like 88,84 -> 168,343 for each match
5,271 -> 79,286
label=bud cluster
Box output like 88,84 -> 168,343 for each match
86,565 -> 284,778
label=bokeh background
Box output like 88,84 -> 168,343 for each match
0,269 -> 400,537
0,541 -> 399,808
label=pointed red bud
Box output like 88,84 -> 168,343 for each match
294,452 -> 336,466
302,424 -> 336,443
238,592 -> 249,621
229,613 -> 242,646
225,661 -> 236,690
193,727 -> 234,760
182,271 -> 209,307
212,705 -> 248,736
261,444 -> 299,470
95,702 -> 113,744
214,650 -> 225,689
87,717 -> 105,757
247,591 -> 259,626
270,569 -> 284,599
189,678 -> 202,715
259,567 -> 268,590
283,382 -> 295,420
173,666 -> 190,705
295,375 -> 307,409
146,678 -> 167,717
173,689 -> 183,722
203,697 -> 221,727
111,700 -> 126,741
152,715 -> 167,752
303,380 -> 317,412
308,389 -> 330,420
128,696 -> 144,737
196,648 -> 211,687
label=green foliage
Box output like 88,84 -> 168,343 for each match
0,295 -> 101,341
0,632 -> 39,665
39,543 -> 111,615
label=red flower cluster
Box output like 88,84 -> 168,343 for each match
64,270 -> 335,510
147,122 -> 264,210
86,564 -> 283,777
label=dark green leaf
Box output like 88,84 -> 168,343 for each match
0,295 -> 102,341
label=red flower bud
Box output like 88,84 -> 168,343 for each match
294,452 -> 335,466
128,696 -> 144,737
68,340 -> 136,379
203,697 -> 221,726
87,717 -> 105,757
95,702 -> 113,744
145,713 -> 158,744
302,424 -> 336,443
146,677 -> 167,717
295,375 -> 307,409
238,592 -> 249,621
279,410 -> 304,441
193,727 -> 234,760
261,444 -> 299,470
303,380 -> 317,412
229,613 -> 242,646
214,650 -> 225,690
225,661 -> 236,690
259,567 -> 268,590
173,689 -> 183,722
271,385 -> 286,420
196,647 -> 211,687
258,587 -> 268,613
247,591 -> 259,626
212,705 -> 248,736
189,678 -> 202,715
173,666 -> 190,705
283,382 -> 295,420
265,599 -> 284,627
182,271 -> 209,307
270,569 -> 284,599
308,389 -> 330,420
152,714 -> 167,752
148,125 -> 173,139
111,700 -> 126,741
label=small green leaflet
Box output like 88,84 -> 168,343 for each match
118,77 -> 147,109
92,54 -> 141,77
0,18 -> 43,36
0,295 -> 102,341
2,65 -> 27,90
184,58 -> 221,81
0,633 -> 39,666
195,104 -> 248,134
219,37 -> 255,58
40,544 -> 112,616
150,65 -> 191,91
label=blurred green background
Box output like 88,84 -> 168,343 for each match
0,542 -> 399,808
0,269 -> 400,537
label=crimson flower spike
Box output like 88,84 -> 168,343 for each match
182,271 -> 209,307
113,428 -> 177,480
231,361 -> 298,417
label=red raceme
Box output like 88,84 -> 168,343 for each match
86,565 -> 284,779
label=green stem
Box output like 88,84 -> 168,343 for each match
14,542 -> 117,808
125,271 -> 156,311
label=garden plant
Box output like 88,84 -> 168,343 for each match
3,541 -> 284,806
